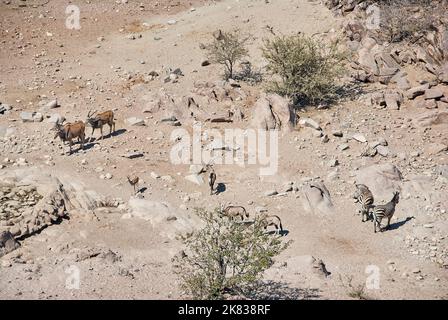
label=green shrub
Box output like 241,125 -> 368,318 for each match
261,33 -> 345,106
173,208 -> 290,300
206,29 -> 249,80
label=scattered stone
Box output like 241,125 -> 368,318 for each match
299,118 -> 321,131
370,138 -> 388,149
265,190 -> 278,197
150,172 -> 160,179
125,117 -> 145,126
20,112 -> 43,123
120,152 -> 144,159
352,133 -> 367,143
406,84 -> 430,100
332,130 -> 343,137
47,114 -> 65,125
425,88 -> 444,100
376,145 -> 390,157
45,99 -> 59,109
328,159 -> 339,167
0,231 -> 20,257
384,91 -> 403,110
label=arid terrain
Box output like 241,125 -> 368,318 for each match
0,0 -> 447,300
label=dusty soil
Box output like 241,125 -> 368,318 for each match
0,0 -> 447,300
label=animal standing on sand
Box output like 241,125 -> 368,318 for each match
86,110 -> 115,141
127,175 -> 139,195
372,191 -> 400,233
221,205 -> 249,221
353,184 -> 375,222
201,164 -> 216,195
259,214 -> 284,235
53,120 -> 86,155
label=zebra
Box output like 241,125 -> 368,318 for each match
353,184 -> 374,222
372,191 -> 400,233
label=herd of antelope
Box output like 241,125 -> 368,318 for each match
52,110 -> 116,154
220,203 -> 285,235
50,110 -> 401,237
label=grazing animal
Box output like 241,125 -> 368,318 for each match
86,110 -> 115,140
127,175 -> 139,194
372,191 -> 400,233
221,205 -> 249,221
53,120 -> 86,154
259,214 -> 283,235
353,184 -> 375,222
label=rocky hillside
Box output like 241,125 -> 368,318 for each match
0,0 -> 447,299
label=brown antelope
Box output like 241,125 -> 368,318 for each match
86,110 -> 115,140
259,214 -> 284,235
127,175 -> 139,194
53,120 -> 86,155
221,205 -> 249,221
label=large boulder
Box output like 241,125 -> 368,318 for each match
123,199 -> 202,239
0,231 -> 20,257
355,163 -> 403,201
302,182 -> 334,216
251,94 -> 296,133
0,168 -> 105,241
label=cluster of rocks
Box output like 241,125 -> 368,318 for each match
0,168 -> 108,256
402,232 -> 447,269
326,0 -> 448,111
0,183 -> 66,241
133,81 -> 248,128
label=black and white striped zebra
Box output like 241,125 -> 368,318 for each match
353,184 -> 374,222
372,191 -> 400,233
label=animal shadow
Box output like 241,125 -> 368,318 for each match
65,141 -> 96,155
387,216 -> 415,231
138,187 -> 148,194
266,229 -> 289,237
215,183 -> 226,195
89,128 -> 127,142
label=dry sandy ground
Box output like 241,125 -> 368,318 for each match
0,0 -> 447,299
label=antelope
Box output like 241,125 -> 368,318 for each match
86,110 -> 115,140
53,120 -> 86,155
372,191 -> 400,233
259,214 -> 283,235
209,170 -> 217,195
221,205 -> 249,221
200,164 -> 217,195
127,175 -> 139,194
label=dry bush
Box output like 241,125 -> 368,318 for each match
339,275 -> 372,300
373,0 -> 438,44
262,33 -> 346,106
173,208 -> 291,300
205,29 -> 249,80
